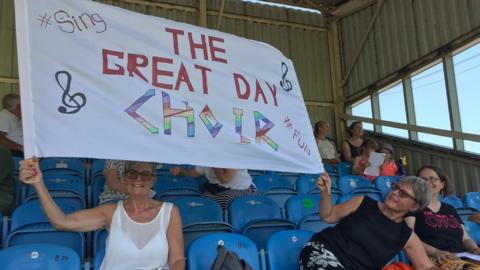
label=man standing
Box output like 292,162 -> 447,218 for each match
0,94 -> 23,157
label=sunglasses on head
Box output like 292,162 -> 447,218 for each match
390,182 -> 418,203
124,169 -> 154,181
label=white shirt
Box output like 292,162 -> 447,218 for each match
100,201 -> 173,270
0,109 -> 23,145
317,139 -> 336,159
195,166 -> 253,190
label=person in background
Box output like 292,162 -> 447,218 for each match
379,142 -> 398,176
298,173 -> 441,270
170,166 -> 256,210
0,144 -> 15,215
314,121 -> 341,166
99,160 -> 156,204
405,165 -> 480,269
352,138 -> 378,181
20,158 -> 185,270
99,160 -> 129,204
0,94 -> 23,157
341,121 -> 363,162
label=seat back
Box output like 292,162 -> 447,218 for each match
266,230 -> 313,270
464,220 -> 480,244
94,248 -> 105,270
441,195 -> 463,208
465,192 -> 480,210
299,216 -> 335,232
187,233 -> 260,270
295,175 -> 320,194
338,191 -> 383,204
375,176 -> 400,197
228,195 -> 282,231
337,162 -> 352,176
253,175 -> 293,192
338,175 -> 372,194
0,244 -> 81,270
40,158 -> 85,177
173,197 -> 223,225
285,195 -> 320,225
154,175 -> 200,193
11,199 -> 81,231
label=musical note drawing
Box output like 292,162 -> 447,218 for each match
55,71 -> 87,114
279,62 -> 293,92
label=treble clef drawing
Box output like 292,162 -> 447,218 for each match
279,62 -> 293,92
55,71 -> 87,114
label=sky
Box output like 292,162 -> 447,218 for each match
352,42 -> 480,155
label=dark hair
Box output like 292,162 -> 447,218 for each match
347,121 -> 362,137
360,138 -> 378,154
415,165 -> 452,196
313,121 -> 328,137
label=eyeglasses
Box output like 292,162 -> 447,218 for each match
124,170 -> 154,181
391,182 -> 418,203
420,176 -> 441,182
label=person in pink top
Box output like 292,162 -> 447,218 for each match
379,143 -> 398,176
352,138 -> 378,181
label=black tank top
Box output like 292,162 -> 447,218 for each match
312,197 -> 412,270
341,140 -> 361,161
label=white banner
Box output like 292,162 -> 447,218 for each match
15,0 -> 323,173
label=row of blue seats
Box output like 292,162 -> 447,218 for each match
0,230 -> 413,270
4,193 -> 480,259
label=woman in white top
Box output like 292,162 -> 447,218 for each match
314,121 -> 340,166
19,158 -> 185,270
170,166 -> 256,210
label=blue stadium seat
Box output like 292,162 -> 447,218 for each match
253,175 -> 299,212
154,175 -> 200,201
336,162 -> 352,176
254,175 -> 293,192
464,220 -> 480,244
266,230 -> 313,270
93,229 -> 108,257
337,175 -> 372,194
91,175 -> 106,206
90,159 -> 105,180
40,158 -> 86,178
6,200 -> 85,258
465,192 -> 480,210
25,174 -> 86,207
93,248 -> 105,270
298,216 -> 335,232
375,176 -> 400,198
172,197 -> 233,248
456,207 -> 479,220
187,233 -> 260,270
296,175 -> 320,194
229,196 -> 296,250
441,195 -> 463,209
0,244 -> 81,270
286,195 -> 322,225
322,163 -> 335,174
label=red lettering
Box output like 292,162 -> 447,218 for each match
127,53 -> 148,82
266,82 -> 278,106
437,215 -> 449,228
188,33 -> 208,60
194,64 -> 212,94
102,49 -> 124,75
165,28 -> 184,55
254,80 -> 267,104
209,36 -> 227,64
175,63 -> 194,92
152,56 -> 173,90
233,73 -> 250,100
